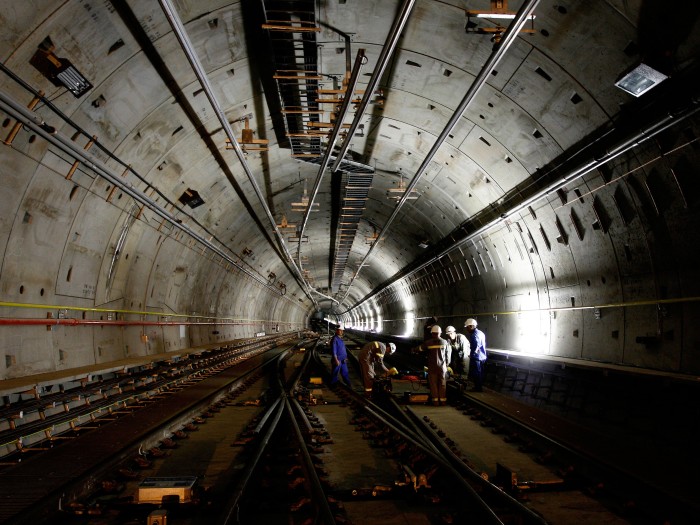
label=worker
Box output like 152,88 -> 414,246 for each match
444,326 -> 469,377
464,318 -> 487,392
358,341 -> 398,397
330,327 -> 352,388
423,325 -> 450,406
423,316 -> 439,341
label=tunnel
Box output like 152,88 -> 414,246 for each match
0,0 -> 699,522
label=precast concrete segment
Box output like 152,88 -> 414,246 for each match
157,0 -> 318,306
340,0 -> 542,307
0,90 -> 284,299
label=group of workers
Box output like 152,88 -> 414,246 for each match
422,318 -> 487,406
329,317 -> 487,406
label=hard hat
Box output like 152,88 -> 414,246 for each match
445,325 -> 456,334
464,318 -> 477,328
431,325 -> 442,335
336,326 -> 344,332
388,342 -> 396,355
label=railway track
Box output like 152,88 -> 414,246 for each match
3,333 -> 694,524
184,339 -> 549,524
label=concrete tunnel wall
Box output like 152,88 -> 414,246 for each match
339,117 -> 700,372
0,1 -> 699,383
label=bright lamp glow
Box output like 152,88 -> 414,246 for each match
474,13 -> 535,19
403,311 -> 415,338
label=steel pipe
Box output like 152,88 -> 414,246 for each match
158,0 -> 317,306
340,0 -> 541,306
329,0 -> 417,174
347,92 -> 700,313
0,318 -> 255,327
299,49 -> 367,262
0,90 -> 288,301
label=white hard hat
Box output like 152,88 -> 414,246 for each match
431,325 -> 442,335
464,318 -> 477,328
445,325 -> 456,334
388,342 -> 396,354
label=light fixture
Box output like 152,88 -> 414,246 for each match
465,0 -> 536,42
614,63 -> 667,97
30,39 -> 93,98
178,188 -> 205,209
466,0 -> 536,20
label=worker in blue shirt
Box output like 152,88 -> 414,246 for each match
464,318 -> 487,392
330,327 -> 352,388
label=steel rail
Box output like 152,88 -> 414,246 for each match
206,348 -> 293,525
308,344 -> 502,522
404,405 -> 549,525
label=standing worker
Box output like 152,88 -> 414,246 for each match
424,325 -> 450,406
423,316 -> 439,341
464,318 -> 487,392
358,341 -> 398,397
444,326 -> 469,377
330,327 -> 352,388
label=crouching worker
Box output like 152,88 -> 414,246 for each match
359,341 -> 398,398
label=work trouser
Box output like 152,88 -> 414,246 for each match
469,359 -> 485,389
331,360 -> 351,387
428,370 -> 447,405
360,361 -> 374,394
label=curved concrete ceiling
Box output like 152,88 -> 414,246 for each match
1,1 -> 699,379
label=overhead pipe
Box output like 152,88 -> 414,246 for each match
0,60 -> 247,276
299,0 -> 415,295
0,90 -> 291,301
328,0 -> 417,174
1,63 -> 165,212
298,49 -> 367,262
157,0 -> 318,307
348,90 -> 700,313
339,0 -> 541,306
0,318 -> 257,327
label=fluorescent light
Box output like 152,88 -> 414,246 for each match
474,12 -> 535,19
615,63 -> 667,97
56,64 -> 92,97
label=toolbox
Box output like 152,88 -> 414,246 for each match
403,392 -> 430,403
